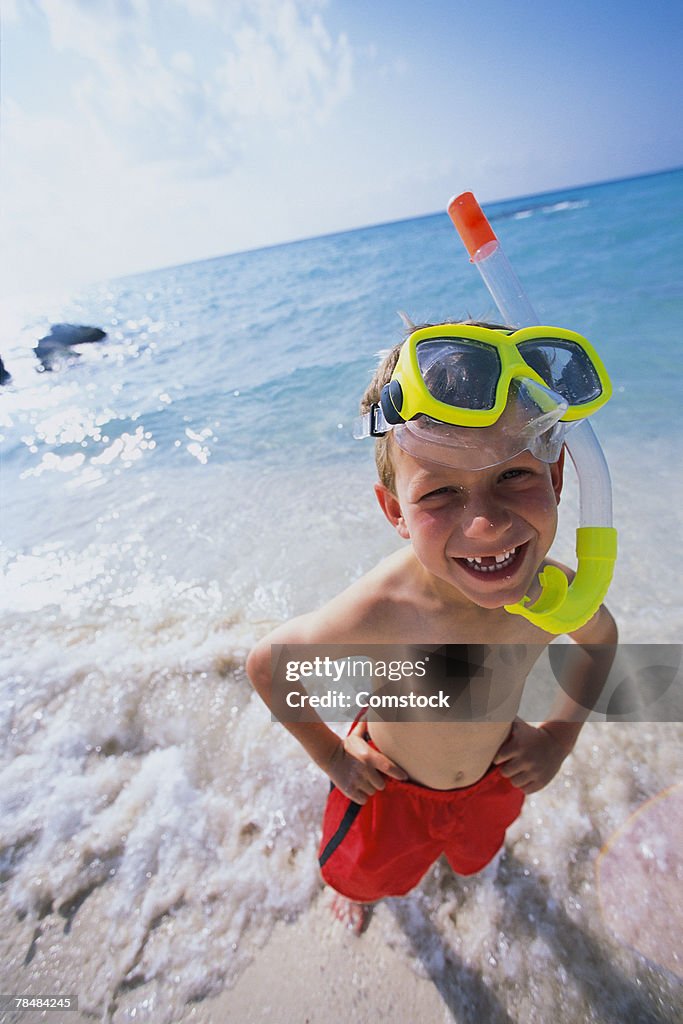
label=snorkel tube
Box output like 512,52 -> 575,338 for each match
448,192 -> 617,634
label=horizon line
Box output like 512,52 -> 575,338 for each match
118,163 -> 683,282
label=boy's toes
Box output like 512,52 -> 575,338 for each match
327,890 -> 374,935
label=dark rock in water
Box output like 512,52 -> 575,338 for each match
46,323 -> 107,346
0,355 -> 11,385
34,323 -> 107,370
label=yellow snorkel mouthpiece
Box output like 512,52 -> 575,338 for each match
448,191 -> 618,634
504,526 -> 617,634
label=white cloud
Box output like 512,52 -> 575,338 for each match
0,96 -> 158,293
0,0 -> 356,292
216,5 -> 352,127
16,0 -> 353,174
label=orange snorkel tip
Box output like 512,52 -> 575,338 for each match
447,191 -> 498,261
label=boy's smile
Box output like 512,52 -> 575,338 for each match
375,444 -> 564,610
450,538 -> 536,606
455,541 -> 525,577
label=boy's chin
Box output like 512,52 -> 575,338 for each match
465,585 -> 530,611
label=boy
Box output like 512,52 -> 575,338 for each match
246,321 -> 617,926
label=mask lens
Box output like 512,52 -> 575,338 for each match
518,339 -> 602,405
415,338 -> 501,410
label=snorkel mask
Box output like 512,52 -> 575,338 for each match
356,192 -> 617,634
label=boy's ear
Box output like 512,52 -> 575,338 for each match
550,446 -> 566,504
374,483 -> 410,539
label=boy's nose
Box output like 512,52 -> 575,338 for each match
461,498 -> 512,539
462,514 -> 508,539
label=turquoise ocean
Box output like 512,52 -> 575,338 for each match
1,170 -> 682,1021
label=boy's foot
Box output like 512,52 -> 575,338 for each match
328,891 -> 374,935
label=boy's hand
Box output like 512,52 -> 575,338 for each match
492,718 -> 570,795
326,719 -> 409,804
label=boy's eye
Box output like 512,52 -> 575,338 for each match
499,468 -> 531,481
420,486 -> 459,500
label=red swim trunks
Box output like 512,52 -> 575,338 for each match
318,721 -> 524,902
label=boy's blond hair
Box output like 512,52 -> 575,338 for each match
360,320 -> 509,493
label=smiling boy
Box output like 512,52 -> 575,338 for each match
246,321 -> 617,924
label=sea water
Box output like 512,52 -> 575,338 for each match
1,170 -> 682,1021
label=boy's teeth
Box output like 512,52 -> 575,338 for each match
464,546 -> 518,572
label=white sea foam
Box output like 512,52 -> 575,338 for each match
511,199 -> 589,221
542,200 -> 590,214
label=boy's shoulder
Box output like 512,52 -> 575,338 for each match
261,548 -> 420,649
319,547 -> 423,643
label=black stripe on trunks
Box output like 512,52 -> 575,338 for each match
318,790 -> 363,868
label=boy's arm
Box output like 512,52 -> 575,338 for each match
539,603 -> 619,754
493,604 -> 618,794
246,625 -> 408,804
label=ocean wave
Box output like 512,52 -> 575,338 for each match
510,199 -> 590,221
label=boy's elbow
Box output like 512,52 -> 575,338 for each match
596,605 -> 618,646
604,609 -> 618,646
570,604 -> 618,646
246,641 -> 272,699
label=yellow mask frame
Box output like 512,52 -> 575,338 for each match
381,323 -> 612,428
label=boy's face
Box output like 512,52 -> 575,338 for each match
376,443 -> 564,610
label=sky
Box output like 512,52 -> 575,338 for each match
1,0 -> 682,297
